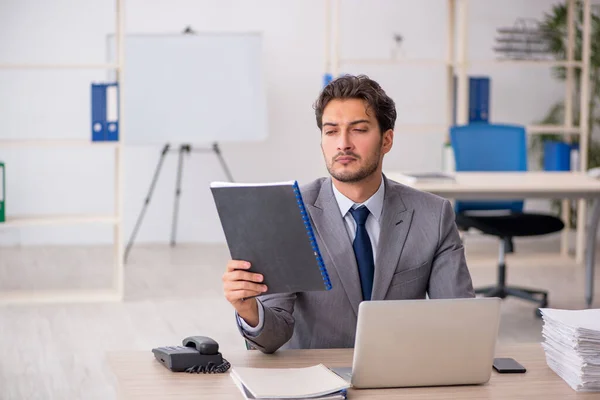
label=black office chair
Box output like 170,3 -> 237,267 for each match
451,124 -> 565,317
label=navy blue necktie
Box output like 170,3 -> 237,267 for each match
349,206 -> 374,301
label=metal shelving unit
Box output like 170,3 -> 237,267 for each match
325,0 -> 593,264
0,0 -> 125,304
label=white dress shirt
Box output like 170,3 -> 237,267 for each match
331,177 -> 384,264
238,176 -> 385,335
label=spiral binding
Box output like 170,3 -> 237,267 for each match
293,181 -> 332,290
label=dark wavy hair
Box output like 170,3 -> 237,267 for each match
313,74 -> 397,135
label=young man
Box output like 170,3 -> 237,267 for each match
222,75 -> 474,354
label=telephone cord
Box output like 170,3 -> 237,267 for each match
185,358 -> 231,374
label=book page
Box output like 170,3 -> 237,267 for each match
210,180 -> 295,188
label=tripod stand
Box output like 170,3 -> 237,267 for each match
124,142 -> 234,263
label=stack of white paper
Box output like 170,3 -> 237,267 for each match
230,364 -> 350,399
540,308 -> 600,392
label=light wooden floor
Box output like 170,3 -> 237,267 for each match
1,234 -> 599,399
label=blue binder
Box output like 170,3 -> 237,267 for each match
469,77 -> 490,123
91,83 -> 119,141
544,141 -> 571,171
453,76 -> 491,124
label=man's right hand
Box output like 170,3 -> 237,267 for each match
222,260 -> 268,328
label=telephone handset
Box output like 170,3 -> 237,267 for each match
152,335 -> 231,373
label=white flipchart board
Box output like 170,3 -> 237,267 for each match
108,33 -> 267,145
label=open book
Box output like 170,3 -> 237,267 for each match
210,181 -> 332,295
230,364 -> 350,399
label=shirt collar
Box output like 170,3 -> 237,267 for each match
331,176 -> 385,222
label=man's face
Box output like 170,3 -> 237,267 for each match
320,98 -> 393,183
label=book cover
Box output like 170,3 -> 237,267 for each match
210,181 -> 331,295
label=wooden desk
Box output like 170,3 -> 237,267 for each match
108,344 -> 598,399
385,171 -> 600,307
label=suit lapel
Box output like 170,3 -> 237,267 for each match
371,178 -> 413,300
307,179 -> 363,316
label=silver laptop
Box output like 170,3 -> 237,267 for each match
335,297 -> 501,389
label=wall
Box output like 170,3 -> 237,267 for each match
0,0 -> 564,246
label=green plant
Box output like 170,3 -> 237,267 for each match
530,1 -> 600,227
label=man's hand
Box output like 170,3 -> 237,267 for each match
222,260 -> 268,327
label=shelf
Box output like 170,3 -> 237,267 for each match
339,59 -> 583,68
527,125 -> 581,135
0,139 -> 120,148
0,214 -> 118,228
340,58 -> 448,66
461,60 -> 583,68
0,288 -> 122,304
0,63 -> 120,70
392,125 -> 580,135
0,0 -> 126,305
395,124 -> 448,134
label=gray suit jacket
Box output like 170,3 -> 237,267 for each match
238,175 -> 475,353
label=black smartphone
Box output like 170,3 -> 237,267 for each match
493,358 -> 526,373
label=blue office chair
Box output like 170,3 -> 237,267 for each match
451,123 -> 564,315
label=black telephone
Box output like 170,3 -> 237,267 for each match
152,336 -> 231,373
